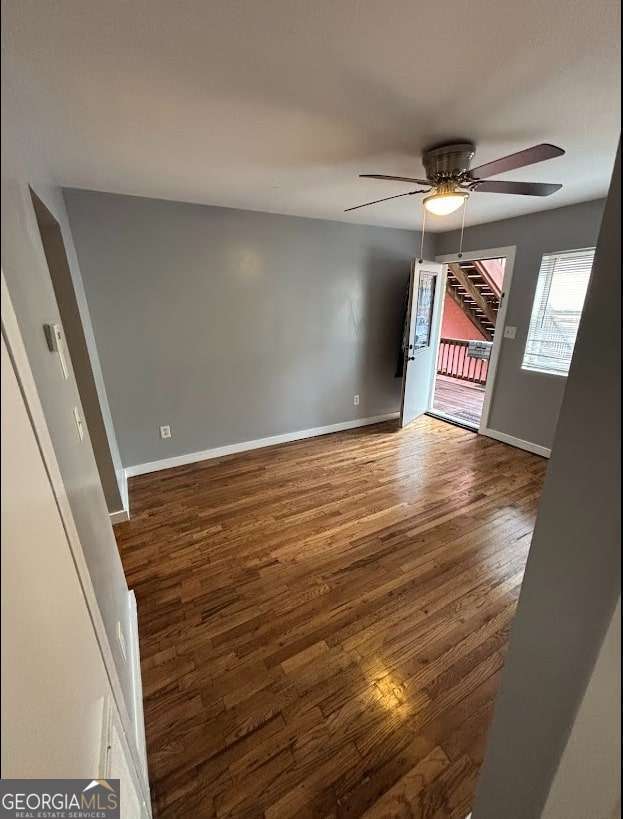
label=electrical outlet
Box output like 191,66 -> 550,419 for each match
160,424 -> 172,439
116,621 -> 127,662
353,394 -> 360,406
503,325 -> 517,340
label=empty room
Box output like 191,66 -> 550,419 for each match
1,2 -> 620,818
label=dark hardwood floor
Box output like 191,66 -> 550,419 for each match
114,416 -> 546,818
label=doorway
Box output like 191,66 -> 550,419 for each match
428,247 -> 515,432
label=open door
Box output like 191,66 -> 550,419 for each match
400,259 -> 443,427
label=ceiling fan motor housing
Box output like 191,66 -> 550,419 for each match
423,142 -> 475,184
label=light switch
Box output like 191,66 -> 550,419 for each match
503,325 -> 517,340
73,406 -> 85,441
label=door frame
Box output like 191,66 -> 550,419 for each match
430,245 -> 516,433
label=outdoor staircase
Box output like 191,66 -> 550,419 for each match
446,260 -> 502,340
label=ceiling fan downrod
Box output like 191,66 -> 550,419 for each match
457,195 -> 469,259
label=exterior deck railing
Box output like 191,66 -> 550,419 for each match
437,337 -> 488,385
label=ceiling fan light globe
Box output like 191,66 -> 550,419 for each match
423,191 -> 468,216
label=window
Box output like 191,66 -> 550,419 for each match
522,247 -> 595,376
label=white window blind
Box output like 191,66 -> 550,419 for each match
522,247 -> 595,376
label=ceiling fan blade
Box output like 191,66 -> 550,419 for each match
473,180 -> 562,196
360,173 -> 431,186
344,189 -> 427,212
469,144 -> 565,180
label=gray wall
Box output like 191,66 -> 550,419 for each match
473,149 -> 620,818
65,190 -> 431,468
541,598 -> 620,819
1,64 -> 133,719
65,192 -> 608,466
436,199 -> 606,450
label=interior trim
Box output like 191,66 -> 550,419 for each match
481,425 -> 551,458
434,245 -> 517,435
125,412 -> 401,477
128,591 -> 149,780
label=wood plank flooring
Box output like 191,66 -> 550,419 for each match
114,416 -> 546,818
432,377 -> 486,428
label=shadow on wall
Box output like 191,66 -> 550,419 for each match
358,247 -> 413,418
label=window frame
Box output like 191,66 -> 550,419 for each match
521,246 -> 596,378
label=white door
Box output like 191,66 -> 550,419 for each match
400,259 -> 443,427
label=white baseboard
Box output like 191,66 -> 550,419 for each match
119,468 -> 129,515
109,508 -> 130,525
481,426 -> 551,458
109,468 -> 131,524
128,591 -> 149,780
125,412 -> 400,477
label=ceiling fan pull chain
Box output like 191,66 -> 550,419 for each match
457,196 -> 469,258
418,207 -> 427,263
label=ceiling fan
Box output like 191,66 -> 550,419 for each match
345,142 -> 565,216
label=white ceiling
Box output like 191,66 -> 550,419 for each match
3,0 -> 620,231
